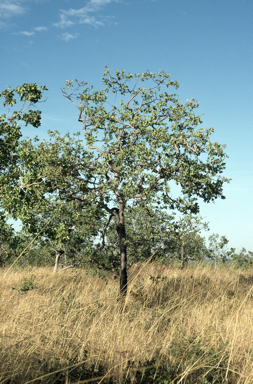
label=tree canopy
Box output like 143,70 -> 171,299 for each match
0,84 -> 48,267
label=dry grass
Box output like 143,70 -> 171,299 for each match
1,263 -> 253,383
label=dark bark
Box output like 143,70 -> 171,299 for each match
181,243 -> 185,269
115,205 -> 127,296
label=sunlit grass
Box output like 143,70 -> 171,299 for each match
1,263 -> 253,383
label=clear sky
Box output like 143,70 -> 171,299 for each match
0,0 -> 252,254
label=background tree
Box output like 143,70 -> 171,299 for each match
0,83 -> 48,266
96,205 -> 178,270
17,201 -> 100,273
6,67 -> 230,296
0,216 -> 40,268
206,233 -> 229,268
163,214 -> 209,268
0,211 -> 19,267
2,126 -> 104,266
228,247 -> 253,269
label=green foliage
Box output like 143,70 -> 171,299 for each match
1,130 -> 106,269
11,275 -> 37,294
0,211 -> 17,266
0,83 -> 48,267
75,205 -> 205,273
229,247 -> 253,269
163,214 -> 209,267
206,233 -> 230,267
0,83 -> 47,194
0,212 -> 39,268
18,245 -> 55,267
61,66 -> 230,214
96,205 -> 178,267
0,69 -> 230,292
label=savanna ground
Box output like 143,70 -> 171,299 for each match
1,262 -> 253,384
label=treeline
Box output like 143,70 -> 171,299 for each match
1,207 -> 252,273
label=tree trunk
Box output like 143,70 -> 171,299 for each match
181,243 -> 185,269
53,249 -> 65,273
115,205 -> 127,297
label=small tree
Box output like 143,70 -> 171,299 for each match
163,214 -> 209,268
228,247 -> 253,269
17,189 -> 105,273
9,68 -> 230,297
206,233 -> 229,269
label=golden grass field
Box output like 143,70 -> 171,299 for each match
1,263 -> 253,383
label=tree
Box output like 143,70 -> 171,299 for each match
206,233 -> 229,268
16,171 -> 105,272
18,200 -> 102,273
0,100 -> 103,270
61,66 -> 229,295
0,83 -> 48,255
163,214 -> 209,268
228,247 -> 253,269
5,67 -> 230,297
0,213 -> 40,268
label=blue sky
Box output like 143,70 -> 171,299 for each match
0,0 -> 252,253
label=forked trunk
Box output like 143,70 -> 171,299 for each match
53,249 -> 65,273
